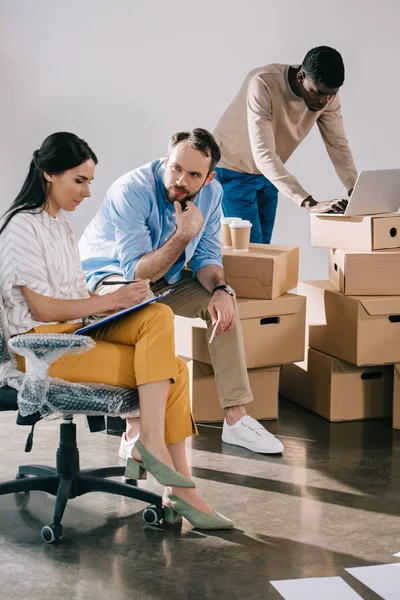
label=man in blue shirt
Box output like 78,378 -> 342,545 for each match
80,129 -> 284,455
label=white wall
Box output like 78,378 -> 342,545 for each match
1,0 -> 399,280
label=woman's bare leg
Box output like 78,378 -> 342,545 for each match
130,380 -> 174,470
126,417 -> 140,440
167,440 -> 213,514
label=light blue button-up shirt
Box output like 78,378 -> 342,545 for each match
79,159 -> 223,290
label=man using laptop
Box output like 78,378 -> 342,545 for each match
79,128 -> 284,457
213,46 -> 358,243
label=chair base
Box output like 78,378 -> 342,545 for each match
0,420 -> 164,542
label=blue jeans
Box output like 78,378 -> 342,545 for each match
215,167 -> 278,244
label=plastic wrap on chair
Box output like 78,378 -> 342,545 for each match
8,333 -> 95,417
7,333 -> 139,419
45,379 -> 139,418
9,332 -> 95,358
8,333 -> 139,418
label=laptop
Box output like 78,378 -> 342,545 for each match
317,169 -> 400,217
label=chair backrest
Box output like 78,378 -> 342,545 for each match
0,310 -> 12,368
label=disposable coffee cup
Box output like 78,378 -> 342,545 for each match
229,220 -> 252,252
221,217 -> 242,248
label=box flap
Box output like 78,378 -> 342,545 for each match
223,253 -> 273,286
300,280 -> 337,292
333,357 -> 379,373
310,347 -> 390,377
224,276 -> 272,297
263,365 -> 281,373
308,347 -> 358,373
334,358 -> 361,373
372,212 -> 400,219
333,248 -> 400,256
237,293 -> 305,319
309,347 -> 352,373
223,243 -> 297,258
312,215 -> 365,223
358,296 -> 400,316
313,214 -> 372,226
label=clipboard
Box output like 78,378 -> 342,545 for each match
74,288 -> 175,335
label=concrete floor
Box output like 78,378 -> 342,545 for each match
1,397 -> 400,600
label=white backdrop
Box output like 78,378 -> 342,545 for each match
1,0 -> 399,280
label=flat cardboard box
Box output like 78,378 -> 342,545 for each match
186,359 -> 279,422
174,293 -> 306,369
329,248 -> 400,296
222,244 -> 299,299
310,212 -> 400,251
298,280 -> 331,323
299,280 -> 400,366
280,347 -> 393,421
298,280 -> 333,347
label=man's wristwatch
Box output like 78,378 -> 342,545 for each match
211,284 -> 235,297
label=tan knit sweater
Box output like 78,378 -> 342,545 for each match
213,64 -> 358,205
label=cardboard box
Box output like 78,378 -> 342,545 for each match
298,280 -> 331,323
329,248 -> 400,296
222,244 -> 299,299
280,347 -> 393,421
174,293 -> 306,369
310,213 -> 400,251
187,359 -> 279,422
393,365 -> 400,429
299,280 -> 400,366
298,280 -> 334,347
393,364 -> 400,429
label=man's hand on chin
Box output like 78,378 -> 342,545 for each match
207,290 -> 235,337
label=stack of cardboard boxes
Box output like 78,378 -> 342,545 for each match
174,244 -> 306,422
280,213 -> 400,426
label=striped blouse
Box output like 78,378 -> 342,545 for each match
0,209 -> 89,335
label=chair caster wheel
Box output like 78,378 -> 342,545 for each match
142,505 -> 163,526
41,524 -> 63,544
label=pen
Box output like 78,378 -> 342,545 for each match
102,280 -> 139,285
209,319 -> 219,344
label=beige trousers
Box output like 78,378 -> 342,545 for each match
96,272 -> 254,410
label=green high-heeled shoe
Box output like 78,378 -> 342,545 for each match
125,440 -> 196,488
163,504 -> 183,525
164,494 -> 233,530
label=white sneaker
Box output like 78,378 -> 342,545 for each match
222,415 -> 284,454
119,432 -> 140,461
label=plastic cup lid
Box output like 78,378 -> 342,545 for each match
229,220 -> 253,228
221,217 -> 242,225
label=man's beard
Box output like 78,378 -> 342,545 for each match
165,185 -> 204,204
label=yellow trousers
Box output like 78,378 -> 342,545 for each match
17,303 -> 196,445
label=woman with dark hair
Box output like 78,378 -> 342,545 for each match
0,132 -> 232,530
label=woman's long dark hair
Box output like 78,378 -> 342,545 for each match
0,132 -> 98,234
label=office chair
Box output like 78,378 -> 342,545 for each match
0,317 -> 164,543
